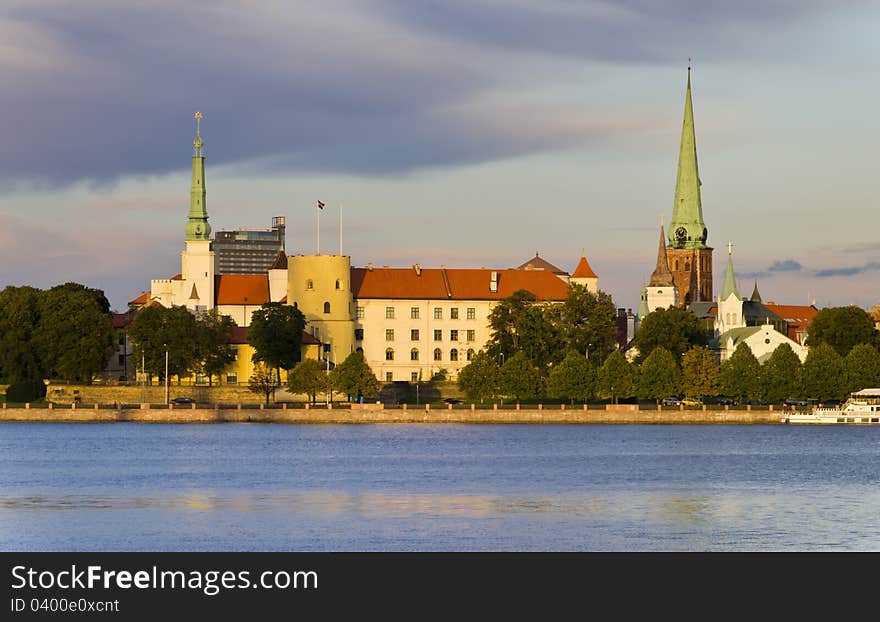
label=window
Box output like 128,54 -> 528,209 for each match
226,373 -> 238,384
231,347 -> 238,361
466,330 -> 475,342
450,348 -> 459,362
450,308 -> 459,319
434,308 -> 442,320
118,354 -> 125,366
467,307 -> 475,320
411,348 -> 419,361
411,307 -> 420,319
357,306 -> 365,319
386,372 -> 393,382
335,279 -> 341,290
385,306 -> 395,319
450,329 -> 458,341
434,348 -> 442,361
467,349 -> 475,361
323,301 -> 331,314
433,329 -> 442,341
411,329 -> 420,341
195,373 -> 208,385
355,328 -> 364,341
306,279 -> 314,290
386,329 -> 394,341
411,372 -> 419,382
386,348 -> 394,361
323,344 -> 331,353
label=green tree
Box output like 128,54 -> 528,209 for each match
287,359 -> 330,404
632,306 -> 708,363
681,346 -> 718,402
843,343 -> 880,394
558,284 -> 617,361
485,290 -> 563,375
760,343 -> 803,404
637,346 -> 681,404
34,285 -> 115,383
498,351 -> 541,401
719,343 -> 762,404
801,342 -> 845,402
247,302 -> 306,379
248,362 -> 277,406
546,350 -> 596,403
127,305 -> 200,383
597,351 -> 636,404
806,306 -> 878,356
0,286 -> 45,383
330,351 -> 380,400
195,309 -> 237,386
457,351 -> 500,403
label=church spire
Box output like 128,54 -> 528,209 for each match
649,225 -> 674,287
720,242 -> 740,300
185,111 -> 211,241
668,64 -> 708,250
750,281 -> 762,303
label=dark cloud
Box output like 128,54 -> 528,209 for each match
0,1 -> 863,186
739,258 -> 803,279
814,262 -> 880,278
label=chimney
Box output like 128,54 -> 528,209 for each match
413,263 -> 421,276
367,263 -> 373,271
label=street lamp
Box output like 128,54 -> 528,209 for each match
164,345 -> 169,405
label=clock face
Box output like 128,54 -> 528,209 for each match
675,226 -> 687,241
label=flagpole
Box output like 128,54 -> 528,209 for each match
339,203 -> 343,256
317,201 -> 321,255
312,203 -> 316,254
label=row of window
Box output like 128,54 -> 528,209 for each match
381,329 -> 475,342
306,279 -> 344,290
374,307 -> 477,320
385,348 -> 475,362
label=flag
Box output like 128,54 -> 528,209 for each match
317,200 -> 325,210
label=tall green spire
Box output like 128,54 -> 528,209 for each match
668,65 -> 708,250
720,242 -> 740,300
185,111 -> 211,241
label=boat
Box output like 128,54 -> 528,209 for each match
784,388 -> 880,424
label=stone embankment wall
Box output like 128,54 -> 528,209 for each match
0,403 -> 783,424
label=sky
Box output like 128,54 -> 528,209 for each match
1,0 -> 879,313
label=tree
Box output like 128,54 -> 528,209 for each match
637,346 -> 681,404
330,351 -> 380,400
498,351 -> 541,401
632,306 -> 708,363
843,343 -> 880,394
597,351 -> 636,404
485,290 -> 563,375
558,284 -> 617,361
195,309 -> 237,386
34,285 -> 115,382
457,351 -> 500,403
248,362 -> 277,406
719,343 -> 762,404
806,306 -> 878,356
247,303 -> 306,379
128,305 -> 200,382
760,343 -> 802,403
681,346 -> 718,402
0,286 -> 45,383
801,342 -> 844,402
546,350 -> 596,403
287,359 -> 330,404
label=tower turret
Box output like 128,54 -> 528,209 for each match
185,111 -> 211,241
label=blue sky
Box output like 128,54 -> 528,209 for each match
1,1 -> 879,312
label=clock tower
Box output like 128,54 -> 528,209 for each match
666,66 -> 713,304
180,111 -> 215,311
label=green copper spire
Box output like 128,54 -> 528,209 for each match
750,281 -> 762,303
185,111 -> 211,241
638,285 -> 649,319
720,242 -> 740,300
668,65 -> 708,250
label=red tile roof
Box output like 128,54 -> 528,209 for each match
351,267 -> 569,301
764,303 -> 817,343
128,291 -> 148,306
571,255 -> 598,279
112,310 -> 135,329
215,275 -> 270,306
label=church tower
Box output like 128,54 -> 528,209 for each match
180,111 -> 215,312
666,66 -> 713,304
715,243 -> 744,336
645,225 -> 678,312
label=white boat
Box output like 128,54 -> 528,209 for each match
784,388 -> 880,424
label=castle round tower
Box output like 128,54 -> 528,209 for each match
288,255 -> 355,366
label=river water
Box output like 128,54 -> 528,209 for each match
1,423 -> 878,551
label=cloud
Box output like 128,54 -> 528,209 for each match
739,258 -> 803,279
814,262 -> 880,278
